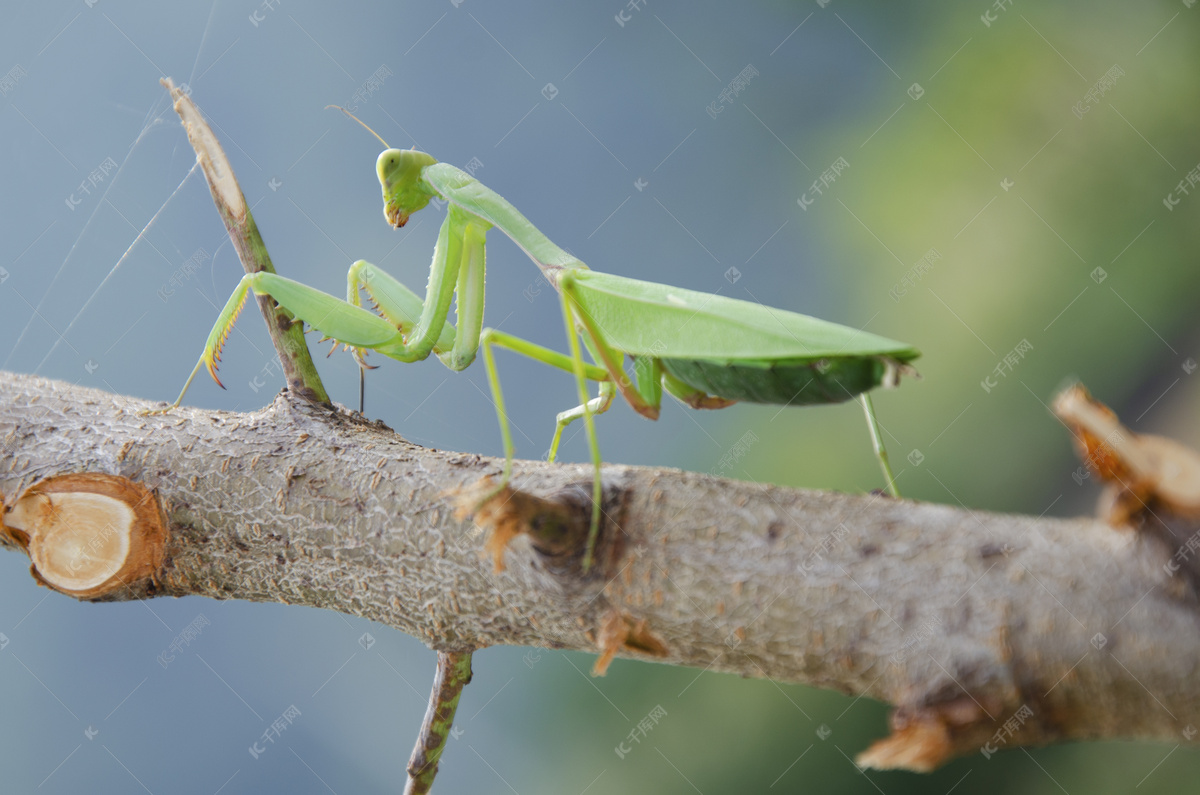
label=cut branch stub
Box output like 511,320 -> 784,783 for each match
857,697 -> 994,772
1,473 -> 167,598
594,608 -> 670,676
1053,382 -> 1200,523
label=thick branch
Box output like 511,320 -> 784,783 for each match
2,371 -> 1197,768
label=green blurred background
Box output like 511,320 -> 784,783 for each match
1,1 -> 1197,792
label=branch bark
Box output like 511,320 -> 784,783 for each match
2,371 -> 1198,769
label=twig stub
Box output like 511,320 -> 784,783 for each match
1053,382 -> 1200,524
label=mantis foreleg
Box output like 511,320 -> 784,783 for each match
343,204 -> 489,367
345,214 -> 487,411
370,204 -> 488,365
169,270 -> 404,407
169,204 -> 494,412
347,257 -> 451,412
345,259 -> 456,358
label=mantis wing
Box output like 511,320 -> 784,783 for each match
564,270 -> 920,364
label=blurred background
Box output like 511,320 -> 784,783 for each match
1,1 -> 1198,792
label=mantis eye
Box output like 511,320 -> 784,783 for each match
376,149 -> 436,189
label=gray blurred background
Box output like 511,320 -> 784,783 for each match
2,1 -> 1199,792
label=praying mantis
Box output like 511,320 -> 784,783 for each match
168,116 -> 920,571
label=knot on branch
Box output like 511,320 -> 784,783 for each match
453,476 -> 629,580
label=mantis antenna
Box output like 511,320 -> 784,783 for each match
325,104 -> 390,148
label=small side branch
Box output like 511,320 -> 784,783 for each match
160,78 -> 329,405
405,652 -> 473,795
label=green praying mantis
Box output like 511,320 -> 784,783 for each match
168,114 -> 920,571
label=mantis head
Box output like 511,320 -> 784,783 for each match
378,148 -> 438,228
324,106 -> 437,228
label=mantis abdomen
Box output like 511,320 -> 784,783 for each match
659,355 -> 903,406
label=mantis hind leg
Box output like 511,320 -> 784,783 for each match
859,392 -> 900,497
555,274 -> 663,422
559,289 -> 606,572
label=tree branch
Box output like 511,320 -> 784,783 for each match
159,78 -> 329,406
2,371 -> 1197,769
405,651 -> 473,795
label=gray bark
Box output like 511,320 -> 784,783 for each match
2,370 -> 1197,766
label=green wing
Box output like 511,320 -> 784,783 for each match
565,270 -> 919,363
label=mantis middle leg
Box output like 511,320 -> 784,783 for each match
477,327 -> 610,483
478,318 -> 637,571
